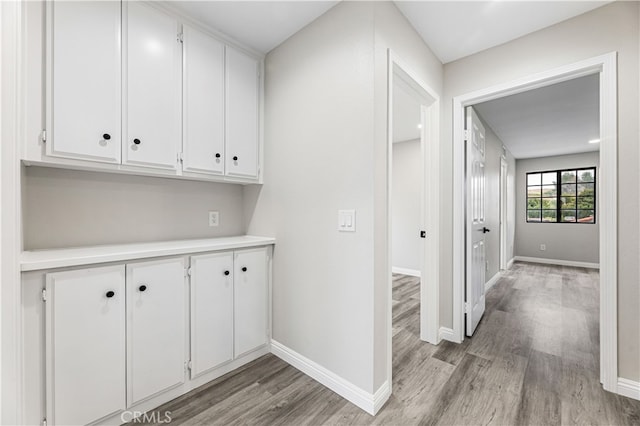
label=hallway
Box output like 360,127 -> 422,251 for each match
140,263 -> 640,425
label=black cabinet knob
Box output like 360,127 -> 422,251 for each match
106,290 -> 115,298
215,153 -> 221,158
224,270 -> 230,276
103,133 -> 111,140
139,285 -> 147,292
241,267 -> 247,272
133,138 -> 141,145
233,156 -> 238,161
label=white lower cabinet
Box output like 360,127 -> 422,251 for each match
41,244 -> 270,425
234,248 -> 269,356
190,247 -> 268,378
190,252 -> 234,378
45,265 -> 126,426
126,258 -> 187,405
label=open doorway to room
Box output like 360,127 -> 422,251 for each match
386,52 -> 440,386
452,53 -> 618,398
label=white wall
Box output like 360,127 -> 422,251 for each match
392,140 -> 421,273
442,1 -> 639,380
245,0 -> 443,395
515,152 -> 599,264
23,167 -> 245,249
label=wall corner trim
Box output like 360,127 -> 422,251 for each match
270,340 -> 389,415
391,267 -> 421,277
617,378 -> 640,401
513,256 -> 599,269
484,271 -> 502,292
438,327 -> 458,343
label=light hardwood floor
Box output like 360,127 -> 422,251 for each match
138,262 -> 640,425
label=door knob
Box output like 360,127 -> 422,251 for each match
482,227 -> 490,233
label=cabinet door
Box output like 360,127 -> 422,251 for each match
225,46 -> 259,179
45,266 -> 126,426
183,25 -> 225,176
234,248 -> 268,356
127,258 -> 186,406
190,252 -> 234,378
124,2 -> 181,170
48,1 -> 121,163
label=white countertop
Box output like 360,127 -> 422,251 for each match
21,235 -> 276,271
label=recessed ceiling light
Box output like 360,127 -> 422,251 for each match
589,139 -> 600,144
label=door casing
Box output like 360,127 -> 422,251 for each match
451,52 -> 618,393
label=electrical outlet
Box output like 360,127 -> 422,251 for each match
208,211 -> 219,227
540,244 -> 546,251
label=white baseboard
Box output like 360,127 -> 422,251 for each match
484,271 -> 501,292
617,378 -> 640,401
439,327 -> 458,343
507,258 -> 514,269
270,340 -> 390,415
392,267 -> 421,277
513,256 -> 599,269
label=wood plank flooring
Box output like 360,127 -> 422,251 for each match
137,262 -> 640,425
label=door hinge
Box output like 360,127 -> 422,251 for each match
177,152 -> 183,162
177,32 -> 183,43
42,418 -> 47,426
41,289 -> 47,302
185,360 -> 192,371
420,230 -> 426,238
464,301 -> 470,314
464,130 -> 470,141
185,267 -> 191,277
41,129 -> 47,143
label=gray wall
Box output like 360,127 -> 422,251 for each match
515,153 -> 599,264
442,1 -> 639,380
245,1 -> 443,393
392,140 -> 421,273
23,167 -> 245,249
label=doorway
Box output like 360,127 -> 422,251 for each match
452,53 -> 618,391
386,50 -> 440,385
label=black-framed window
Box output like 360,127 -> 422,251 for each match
526,167 -> 596,224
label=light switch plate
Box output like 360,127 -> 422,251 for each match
338,210 -> 356,232
209,211 -> 219,227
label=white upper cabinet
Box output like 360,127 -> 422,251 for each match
225,46 -> 260,179
182,25 -> 225,176
45,265 -> 126,426
47,1 -> 121,163
123,2 -> 181,170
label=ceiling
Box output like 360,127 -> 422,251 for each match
474,74 -> 600,159
168,1 -> 338,54
395,1 -> 611,63
168,1 -> 610,61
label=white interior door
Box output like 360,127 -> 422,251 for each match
465,106 -> 487,336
